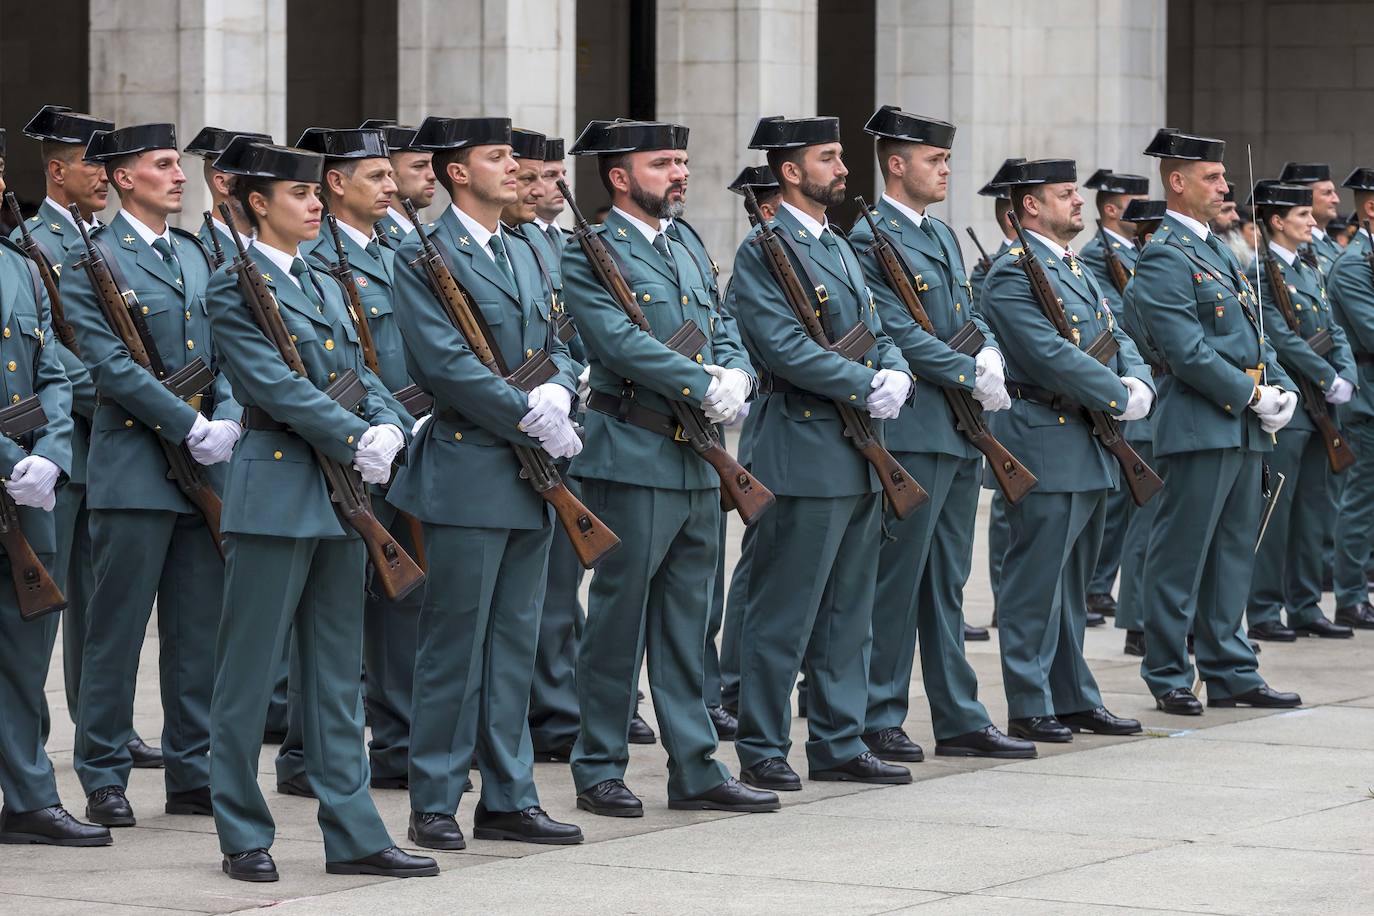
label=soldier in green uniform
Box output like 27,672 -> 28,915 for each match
1134,129 -> 1303,714
0,126 -> 109,848
363,119 -> 435,244
847,106 -> 1032,762
562,119 -> 776,817
202,136 -> 433,881
61,124 -> 239,826
1280,163 -> 1343,275
728,115 -> 914,789
1078,169 -> 1149,626
1244,180 -> 1354,642
1327,168 -> 1374,630
185,127 -> 271,258
979,158 -> 1150,742
390,116 -> 584,848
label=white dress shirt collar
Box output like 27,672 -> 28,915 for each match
780,201 -> 830,239
1166,209 -> 1211,241
1025,228 -> 1071,260
611,206 -> 662,243
881,193 -> 926,228
253,239 -> 305,288
451,204 -> 513,268
121,210 -> 171,248
1104,226 -> 1136,250
334,218 -> 374,250
1268,241 -> 1298,267
388,205 -> 414,233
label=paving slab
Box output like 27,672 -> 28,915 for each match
882,895 -> 1211,915
1199,798 -> 1374,856
1186,705 -> 1374,750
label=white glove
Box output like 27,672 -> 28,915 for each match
1249,385 -> 1284,418
521,383 -> 574,439
576,365 -> 591,407
536,416 -> 583,460
412,414 -> 431,437
185,413 -> 212,447
1325,377 -> 1355,406
702,365 -> 751,424
726,399 -> 752,427
866,368 -> 912,420
187,419 -> 241,466
6,455 -> 60,511
1118,377 -> 1154,422
353,423 -> 405,485
1261,390 -> 1299,434
973,348 -> 1005,400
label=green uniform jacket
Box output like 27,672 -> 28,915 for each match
980,233 -> 1152,492
1132,215 -> 1293,457
516,221 -> 584,366
204,243 -> 404,538
388,208 -> 578,529
1259,249 -> 1355,434
1310,230 -> 1341,278
970,237 -> 1015,308
1118,277 -> 1162,444
377,213 -> 407,246
60,213 -> 238,512
1327,231 -> 1374,422
849,201 -> 988,458
563,209 -> 753,491
727,206 -> 910,498
1078,229 -> 1139,315
195,221 -> 234,268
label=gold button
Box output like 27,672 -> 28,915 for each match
1058,416 -> 1066,424
185,310 -> 192,320
3,328 -> 10,338
6,361 -> 14,372
866,359 -> 873,367
642,293 -> 651,302
849,394 -> 858,401
1071,315 -> 1080,323
186,339 -> 195,350
696,354 -> 704,363
803,409 -> 812,418
681,296 -> 689,305
141,305 -> 149,315
290,334 -> 298,342
346,434 -> 355,444
955,302 -> 961,311
682,387 -> 691,395
958,374 -> 966,382
9,394 -> 18,404
453,431 -> 463,441
1109,400 -> 1118,408
371,307 -> 379,315
526,348 -> 533,357
1225,404 -> 1232,412
124,419 -> 134,428
328,371 -> 337,381
273,450 -> 283,460
325,339 -> 335,350
1217,292 -> 1223,300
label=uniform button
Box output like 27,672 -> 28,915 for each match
526,348 -> 533,357
290,334 -> 298,342
803,409 -> 812,418
328,371 -> 337,381
954,302 -> 962,311
682,387 -> 691,395
8,394 -> 18,404
681,296 -> 688,305
642,293 -> 651,302
1109,400 -> 1118,408
5,361 -> 14,372
453,431 -> 463,441
141,305 -> 150,315
346,434 -> 355,444
1225,404 -> 1232,412
273,450 -> 283,460
1217,292 -> 1224,300
186,339 -> 195,350
849,394 -> 858,401
124,419 -> 134,428
958,374 -> 966,382
696,354 -> 704,363
371,307 -> 379,315
1058,416 -> 1066,424
3,328 -> 10,339
865,359 -> 873,367
325,339 -> 335,350
185,310 -> 192,320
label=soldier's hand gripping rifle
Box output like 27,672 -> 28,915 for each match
1096,220 -> 1131,295
401,201 -> 619,568
856,198 -> 1036,505
1256,221 -> 1355,473
6,193 -> 80,355
201,211 -> 227,269
742,188 -> 928,518
966,226 -> 993,275
69,205 -> 226,555
1006,211 -> 1163,506
0,396 -> 67,620
557,179 -> 775,526
219,204 -> 425,600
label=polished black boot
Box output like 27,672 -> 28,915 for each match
85,787 -> 135,827
408,811 -> 465,850
0,805 -> 111,846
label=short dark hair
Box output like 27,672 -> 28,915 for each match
1095,191 -> 1127,216
104,152 -> 139,195
432,147 -> 474,196
230,174 -> 276,232
765,147 -> 808,188
39,140 -> 82,167
994,197 -> 1011,222
1256,203 -> 1296,233
874,138 -> 914,181
597,152 -> 630,196
321,158 -> 361,203
1010,184 -> 1045,220
757,188 -> 782,209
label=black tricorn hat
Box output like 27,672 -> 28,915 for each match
1342,168 -> 1374,192
413,116 -> 513,152
543,137 -> 565,161
863,105 -> 955,149
728,164 -> 780,196
1000,158 -> 1077,187
979,158 -> 1026,198
1085,169 -> 1149,195
84,123 -> 178,163
568,120 -> 617,156
1121,199 -> 1167,223
591,121 -> 689,155
1143,128 -> 1224,162
22,105 -> 113,145
511,128 -> 547,160
749,116 -> 841,150
213,136 -> 323,183
185,127 -> 272,158
1279,162 -> 1332,184
360,119 -> 424,153
1328,212 -> 1351,232
1251,180 -> 1312,208
295,128 -> 389,160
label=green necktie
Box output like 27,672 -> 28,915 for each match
290,258 -> 325,313
152,237 -> 182,288
487,232 -> 517,289
365,239 -> 383,262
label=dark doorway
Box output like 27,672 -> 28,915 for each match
287,0 -> 398,145
817,0 -> 875,229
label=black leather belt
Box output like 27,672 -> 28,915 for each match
1356,354 -> 1374,366
767,377 -> 823,399
243,406 -> 287,431
1006,381 -> 1083,413
587,391 -> 684,441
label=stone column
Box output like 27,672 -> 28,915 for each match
874,0 -> 1168,267
88,0 -> 286,228
656,0 -> 819,276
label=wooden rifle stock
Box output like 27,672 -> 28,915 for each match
6,193 -> 81,356
558,180 -> 774,525
1096,221 -> 1131,294
0,397 -> 67,620
742,188 -> 927,517
218,205 -> 424,599
401,201 -> 619,568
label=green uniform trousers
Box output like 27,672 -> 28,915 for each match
716,519 -> 756,712
409,521 -> 551,815
571,482 -> 729,799
53,482 -> 92,726
209,532 -> 391,861
75,509 -> 221,795
1114,440 -> 1156,633
528,477 -> 584,753
702,512 -> 728,709
998,490 -> 1105,719
868,452 -> 990,739
987,488 -> 1009,617
265,638 -> 290,736
1248,429 -> 1329,628
1141,449 -> 1265,699
1089,484 -> 1129,595
735,493 -> 878,771
1334,418 -> 1374,608
0,556 -> 62,813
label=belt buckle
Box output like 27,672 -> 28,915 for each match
815,285 -> 829,303
185,393 -> 204,413
672,424 -> 689,443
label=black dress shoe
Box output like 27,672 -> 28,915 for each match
810,751 -> 912,784
1085,610 -> 1105,627
1007,716 -> 1072,743
166,786 -> 213,816
1335,602 -> 1374,629
628,713 -> 656,745
1087,592 -> 1118,616
935,725 -> 1036,759
533,742 -> 575,763
370,775 -> 409,790
472,803 -> 583,845
0,805 -> 112,846
861,726 -> 924,762
1058,706 -> 1142,736
707,704 -> 738,740
326,845 -> 439,877
85,786 -> 134,827
1123,630 -> 1145,657
1155,687 -> 1203,715
275,774 -> 315,798
223,848 -> 278,882
740,757 -> 802,792
576,779 -> 643,818
126,736 -> 163,769
1293,616 -> 1354,639
669,777 -> 780,812
1247,620 -> 1297,642
1209,685 -> 1302,708
408,811 -> 466,850
963,622 -> 990,641
261,729 -> 287,745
